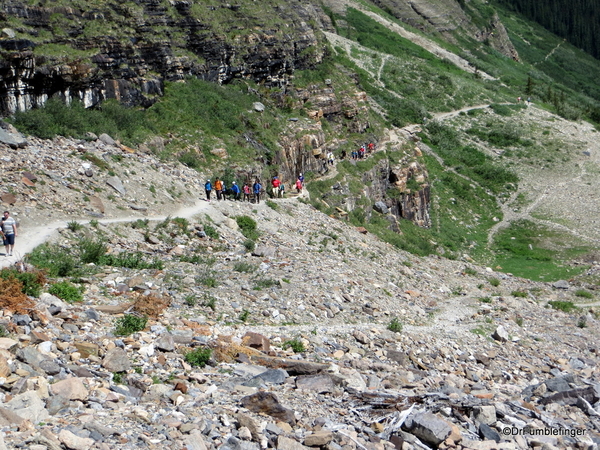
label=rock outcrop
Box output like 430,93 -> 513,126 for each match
0,0 -> 333,115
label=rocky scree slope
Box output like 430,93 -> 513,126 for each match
0,136 -> 599,449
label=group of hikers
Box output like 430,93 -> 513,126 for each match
204,174 -> 304,204
350,142 -> 375,160
203,141 -> 378,203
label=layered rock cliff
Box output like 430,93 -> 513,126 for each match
0,0 -> 333,115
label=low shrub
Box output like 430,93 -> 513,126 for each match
0,268 -> 45,297
547,301 -> 577,313
511,290 -> 528,298
233,261 -> 256,273
184,347 -> 212,367
0,276 -> 35,314
387,317 -> 403,333
236,215 -> 259,241
114,314 -> 148,336
283,338 -> 305,353
27,243 -> 77,277
575,289 -> 593,299
67,220 -> 84,232
488,277 -> 500,287
48,281 -> 84,303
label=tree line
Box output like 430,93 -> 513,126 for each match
493,0 -> 600,59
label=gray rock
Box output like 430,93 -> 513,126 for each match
84,309 -> 100,321
277,436 -> 309,450
473,405 -> 496,425
106,175 -> 126,195
98,133 -> 116,146
1,28 -> 15,38
252,246 -> 276,258
492,325 -> 509,342
12,314 -> 31,325
552,280 -> 570,289
0,127 -> 27,148
374,201 -> 389,214
403,412 -> 454,446
240,392 -> 296,425
304,430 -> 333,447
171,329 -> 194,344
5,391 -> 49,423
253,102 -> 265,112
478,423 -> 501,442
46,395 -> 70,415
102,347 -> 131,372
545,376 -> 573,392
295,374 -> 338,393
16,346 -> 49,369
254,368 -> 288,384
155,333 -> 176,352
39,359 -> 61,375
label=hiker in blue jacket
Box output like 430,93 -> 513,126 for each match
205,180 -> 212,202
231,181 -> 241,201
253,179 -> 262,204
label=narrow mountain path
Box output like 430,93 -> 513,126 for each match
0,199 -> 214,269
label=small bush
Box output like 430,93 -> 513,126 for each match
203,224 -> 220,240
239,309 -> 250,322
27,243 -> 77,277
203,295 -> 216,310
130,219 -> 149,229
511,290 -> 528,298
236,215 -> 259,241
233,261 -> 256,273
479,296 -> 492,303
515,316 -> 524,327
283,338 -> 305,353
0,268 -> 45,297
387,317 -> 403,333
171,217 -> 189,232
488,277 -> 500,287
265,200 -> 279,211
100,252 -> 164,270
0,276 -> 35,314
48,281 -> 84,303
184,295 -> 196,306
577,316 -> 587,328
79,238 -> 108,264
575,289 -> 593,299
243,239 -> 255,252
114,314 -> 148,336
67,220 -> 83,232
547,301 -> 577,313
184,347 -> 212,367
463,267 -> 477,276
253,278 -> 278,290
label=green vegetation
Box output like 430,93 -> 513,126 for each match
236,216 -> 259,241
387,317 -> 403,333
282,338 -> 305,353
575,289 -> 593,299
488,277 -> 500,287
48,281 -> 83,303
184,347 -> 212,367
114,314 -> 148,336
0,268 -> 44,297
547,301 -> 578,313
511,290 -> 528,298
67,221 -> 83,232
490,220 -> 589,281
233,261 -> 256,273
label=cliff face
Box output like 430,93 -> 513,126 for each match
0,0 -> 332,115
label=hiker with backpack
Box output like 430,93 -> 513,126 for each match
295,177 -> 303,194
214,177 -> 224,201
271,176 -> 282,198
243,183 -> 251,202
253,179 -> 262,204
204,180 -> 212,202
231,181 -> 241,201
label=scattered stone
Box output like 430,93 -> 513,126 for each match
240,392 -> 296,425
